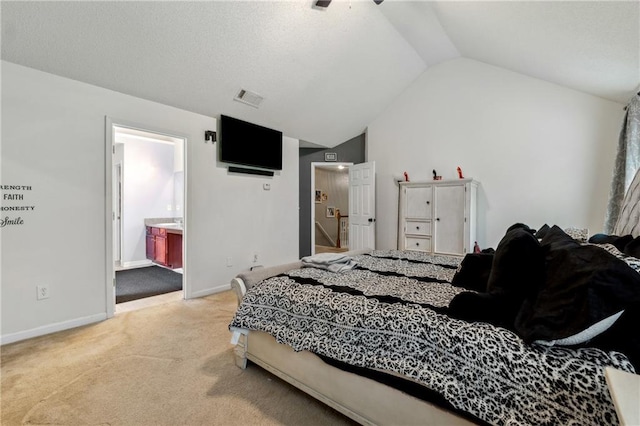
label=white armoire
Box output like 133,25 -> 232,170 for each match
397,179 -> 478,256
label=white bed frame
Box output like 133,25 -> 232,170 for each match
231,166 -> 640,426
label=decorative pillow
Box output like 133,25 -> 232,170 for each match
563,227 -> 589,243
451,253 -> 494,292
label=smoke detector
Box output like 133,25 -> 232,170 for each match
234,89 -> 264,108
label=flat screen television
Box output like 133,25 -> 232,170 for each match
219,115 -> 283,171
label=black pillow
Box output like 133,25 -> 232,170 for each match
449,225 -> 545,330
451,253 -> 494,292
515,243 -> 640,344
539,225 -> 580,251
588,233 -> 619,244
588,233 -> 637,256
624,236 -> 640,258
486,226 -> 545,300
535,224 -> 550,239
506,223 -> 536,234
613,235 -> 634,252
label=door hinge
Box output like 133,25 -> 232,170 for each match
112,145 -> 115,154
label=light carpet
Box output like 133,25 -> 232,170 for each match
1,290 -> 355,425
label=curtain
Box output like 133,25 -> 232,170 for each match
604,93 -> 640,233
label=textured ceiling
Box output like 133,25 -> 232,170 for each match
2,1 -> 639,148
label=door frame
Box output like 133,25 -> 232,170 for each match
105,117 -> 188,318
113,162 -> 123,266
310,162 -> 352,255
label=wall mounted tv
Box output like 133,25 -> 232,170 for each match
219,115 -> 283,171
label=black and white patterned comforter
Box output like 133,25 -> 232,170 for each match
229,250 -> 636,426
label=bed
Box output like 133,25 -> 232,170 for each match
229,174 -> 640,426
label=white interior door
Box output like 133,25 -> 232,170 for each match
349,161 -> 376,251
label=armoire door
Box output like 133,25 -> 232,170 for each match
405,186 -> 432,219
433,185 -> 465,255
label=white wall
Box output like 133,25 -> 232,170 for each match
122,138 -> 175,265
368,58 -> 624,249
1,61 -> 299,342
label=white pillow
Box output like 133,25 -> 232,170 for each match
534,310 -> 624,346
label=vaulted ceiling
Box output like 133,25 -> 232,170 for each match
2,1 -> 638,148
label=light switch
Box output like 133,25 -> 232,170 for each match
263,183 -> 271,191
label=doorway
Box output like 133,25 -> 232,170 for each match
311,162 -> 352,255
105,119 -> 187,317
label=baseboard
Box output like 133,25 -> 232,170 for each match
120,260 -> 153,270
0,312 -> 107,346
189,283 -> 231,299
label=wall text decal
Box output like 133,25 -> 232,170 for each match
0,184 -> 34,227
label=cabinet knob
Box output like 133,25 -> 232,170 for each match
416,242 -> 420,246
426,201 -> 430,205
436,218 -> 440,221
416,226 -> 420,230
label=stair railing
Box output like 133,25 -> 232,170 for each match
336,209 -> 349,249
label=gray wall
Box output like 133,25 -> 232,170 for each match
299,134 -> 366,257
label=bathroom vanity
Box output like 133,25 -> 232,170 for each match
145,222 -> 183,269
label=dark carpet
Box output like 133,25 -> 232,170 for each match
116,266 -> 182,304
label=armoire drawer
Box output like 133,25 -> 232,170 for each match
405,237 -> 432,252
405,221 -> 431,236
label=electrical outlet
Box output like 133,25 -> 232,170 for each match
253,254 -> 258,263
226,257 -> 233,267
37,284 -> 50,300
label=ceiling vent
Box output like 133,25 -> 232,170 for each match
234,89 -> 264,108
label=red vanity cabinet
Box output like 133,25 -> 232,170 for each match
146,226 -> 182,269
